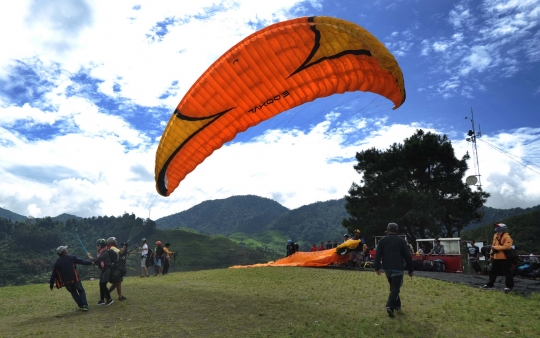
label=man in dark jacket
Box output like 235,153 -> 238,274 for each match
373,223 -> 414,318
49,245 -> 92,311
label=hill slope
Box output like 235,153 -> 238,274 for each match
155,195 -> 289,235
464,205 -> 540,231
0,207 -> 26,222
462,208 -> 540,251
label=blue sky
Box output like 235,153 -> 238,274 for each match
1,0 -> 539,219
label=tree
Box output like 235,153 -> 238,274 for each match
342,129 -> 489,244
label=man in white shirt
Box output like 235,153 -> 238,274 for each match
140,238 -> 149,277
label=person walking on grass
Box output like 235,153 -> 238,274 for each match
482,223 -> 514,294
373,223 -> 414,318
50,246 -> 92,311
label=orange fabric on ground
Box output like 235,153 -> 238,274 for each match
230,249 -> 349,268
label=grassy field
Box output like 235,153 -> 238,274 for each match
1,268 -> 539,338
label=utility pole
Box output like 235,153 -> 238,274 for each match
465,108 -> 488,244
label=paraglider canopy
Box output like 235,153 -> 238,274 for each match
155,16 -> 406,196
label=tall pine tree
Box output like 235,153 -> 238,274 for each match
343,129 -> 489,244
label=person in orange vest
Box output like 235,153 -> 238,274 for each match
482,223 -> 514,293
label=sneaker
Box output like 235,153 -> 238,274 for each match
81,307 -> 89,311
105,299 -> 114,306
119,296 -> 127,301
97,300 -> 105,305
504,288 -> 513,294
482,285 -> 493,289
386,308 -> 395,318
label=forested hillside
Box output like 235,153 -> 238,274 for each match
462,209 -> 540,251
0,214 -> 155,286
0,207 -> 26,222
155,195 -> 289,235
464,205 -> 540,231
266,199 -> 348,249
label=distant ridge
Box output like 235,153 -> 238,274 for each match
0,208 -> 81,223
155,195 -> 289,235
0,207 -> 26,222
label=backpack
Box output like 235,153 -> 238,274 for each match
145,248 -> 154,267
432,259 -> 446,272
107,249 -> 123,283
422,260 -> 434,271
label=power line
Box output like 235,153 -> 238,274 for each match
477,138 -> 540,176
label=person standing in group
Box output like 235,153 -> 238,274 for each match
483,223 -> 514,293
286,240 -> 298,256
373,223 -> 414,318
318,242 -> 326,251
154,241 -> 165,276
362,243 -> 370,263
86,239 -> 115,306
49,246 -> 92,311
325,240 -> 333,249
140,238 -> 149,277
467,240 -> 481,275
163,243 -> 175,275
310,244 -> 318,252
107,237 -> 127,301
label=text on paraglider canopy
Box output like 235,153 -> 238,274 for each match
248,91 -> 290,114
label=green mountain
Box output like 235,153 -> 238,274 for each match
155,196 -> 350,251
156,195 -> 289,235
0,207 -> 27,222
0,212 -> 276,287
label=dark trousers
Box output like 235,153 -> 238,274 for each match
163,257 -> 170,274
99,281 -> 111,301
487,259 -> 514,288
64,281 -> 88,308
384,271 -> 403,309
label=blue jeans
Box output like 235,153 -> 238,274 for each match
65,281 -> 88,308
384,271 -> 404,309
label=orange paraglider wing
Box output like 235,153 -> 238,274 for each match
155,16 -> 406,196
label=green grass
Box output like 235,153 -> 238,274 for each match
1,268 -> 539,337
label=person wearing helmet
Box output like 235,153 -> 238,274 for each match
86,239 -> 114,306
482,223 -> 515,293
49,245 -> 92,311
139,238 -> 149,277
153,241 -> 164,275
